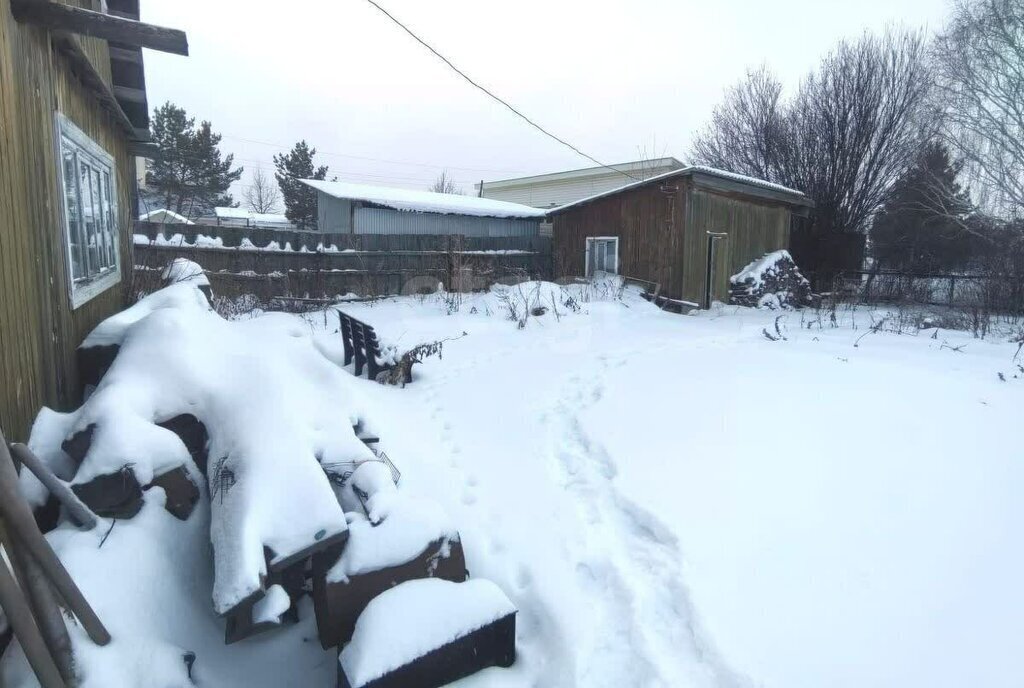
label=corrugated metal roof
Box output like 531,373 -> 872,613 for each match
301,179 -> 546,219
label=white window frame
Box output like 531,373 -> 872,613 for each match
56,113 -> 121,309
585,236 -> 619,277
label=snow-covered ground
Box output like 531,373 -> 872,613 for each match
4,282 -> 1022,687
325,285 -> 1024,688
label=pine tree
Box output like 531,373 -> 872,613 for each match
146,102 -> 243,219
274,141 -> 328,230
871,142 -> 974,273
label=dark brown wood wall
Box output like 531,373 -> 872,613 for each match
552,177 -> 795,305
0,0 -> 132,441
552,181 -> 686,297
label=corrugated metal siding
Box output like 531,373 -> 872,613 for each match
480,162 -> 682,209
354,207 -> 539,237
318,192 -> 351,233
0,0 -> 131,441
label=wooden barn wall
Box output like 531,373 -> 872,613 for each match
552,182 -> 686,298
0,1 -> 132,441
682,187 -> 791,304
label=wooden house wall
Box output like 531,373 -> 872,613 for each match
551,182 -> 686,297
681,187 -> 791,304
0,0 -> 133,441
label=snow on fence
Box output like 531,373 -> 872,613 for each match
132,222 -> 552,301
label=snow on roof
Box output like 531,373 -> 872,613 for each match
300,179 -> 547,219
548,165 -> 811,214
214,207 -> 291,224
139,208 -> 194,224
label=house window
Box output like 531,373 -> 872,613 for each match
585,237 -> 619,276
57,115 -> 120,307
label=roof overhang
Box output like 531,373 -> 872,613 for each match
481,157 -> 685,190
546,166 -> 814,216
12,0 -> 188,147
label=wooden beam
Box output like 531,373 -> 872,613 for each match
11,0 -> 188,56
50,32 -> 140,140
112,84 -> 146,104
108,45 -> 142,64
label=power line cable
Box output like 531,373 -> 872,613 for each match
362,0 -> 638,182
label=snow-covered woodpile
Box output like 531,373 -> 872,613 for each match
729,250 -> 813,309
10,270 -> 516,687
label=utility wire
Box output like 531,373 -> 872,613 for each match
362,0 -> 638,182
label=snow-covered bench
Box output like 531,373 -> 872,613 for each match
338,579 -> 516,688
313,462 -> 466,648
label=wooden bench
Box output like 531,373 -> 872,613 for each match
338,312 -> 386,380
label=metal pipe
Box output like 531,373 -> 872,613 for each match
0,548 -> 65,688
0,434 -> 110,646
4,530 -> 75,684
8,443 -> 97,530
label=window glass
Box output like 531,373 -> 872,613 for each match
62,148 -> 84,281
57,116 -> 119,302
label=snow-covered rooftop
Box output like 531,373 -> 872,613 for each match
549,165 -> 812,214
300,179 -> 547,219
139,208 -> 194,224
214,207 -> 291,224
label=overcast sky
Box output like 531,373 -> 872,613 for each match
142,0 -> 951,199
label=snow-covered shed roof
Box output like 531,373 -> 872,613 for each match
300,179 -> 547,219
548,165 -> 813,214
139,208 -> 194,224
213,207 -> 291,224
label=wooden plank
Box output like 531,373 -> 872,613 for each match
11,0 -> 189,55
107,44 -> 141,63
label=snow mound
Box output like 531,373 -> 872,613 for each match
80,282 -> 212,348
730,250 -> 811,309
339,578 -> 516,688
329,494 -> 459,582
28,282 -> 375,614
161,258 -> 209,287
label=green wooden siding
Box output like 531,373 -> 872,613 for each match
1,0 -> 132,441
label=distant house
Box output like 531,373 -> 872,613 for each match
207,207 -> 295,230
139,208 -> 193,224
476,157 -> 685,209
302,180 -> 545,237
0,0 -> 187,440
548,166 -> 814,309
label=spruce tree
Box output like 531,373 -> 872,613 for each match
871,142 -> 973,273
274,141 -> 328,230
146,102 -> 243,219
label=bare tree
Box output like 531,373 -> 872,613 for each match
243,169 -> 282,214
430,170 -> 463,195
691,30 -> 934,235
934,0 -> 1024,218
690,65 -> 791,183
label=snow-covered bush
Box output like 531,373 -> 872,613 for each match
730,250 -> 812,309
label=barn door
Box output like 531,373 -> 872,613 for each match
704,231 -> 728,308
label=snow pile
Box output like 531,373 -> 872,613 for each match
329,493 -> 459,582
339,578 -> 515,688
161,257 -> 209,288
27,283 -> 374,614
301,179 -> 547,219
729,249 -> 811,309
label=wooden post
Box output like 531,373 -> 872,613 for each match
0,436 -> 110,646
0,548 -> 66,688
8,443 -> 98,530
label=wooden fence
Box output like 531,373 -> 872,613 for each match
132,222 -> 552,301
